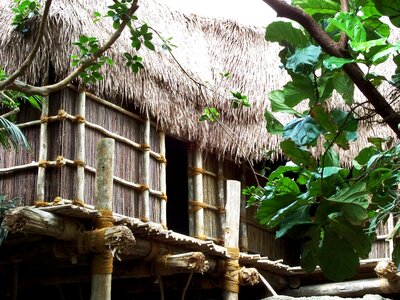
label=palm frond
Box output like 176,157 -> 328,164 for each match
0,116 -> 30,150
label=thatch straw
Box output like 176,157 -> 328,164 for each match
0,0 -> 398,164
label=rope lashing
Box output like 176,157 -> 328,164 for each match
194,234 -> 208,241
160,192 -> 168,201
189,200 -> 208,212
56,156 -> 65,168
91,251 -> 113,274
223,247 -> 241,293
93,209 -> 114,229
156,155 -> 167,164
73,160 -> 86,167
140,143 -> 151,152
38,160 -> 50,168
72,199 -> 85,207
188,167 -> 205,177
74,115 -> 86,123
139,184 -> 149,192
57,109 -> 68,120
40,115 -> 49,124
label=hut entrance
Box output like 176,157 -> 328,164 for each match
166,136 -> 189,235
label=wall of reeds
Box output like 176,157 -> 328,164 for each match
0,87 -> 167,224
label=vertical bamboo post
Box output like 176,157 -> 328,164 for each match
75,90 -> 86,203
188,145 -> 194,237
223,180 -> 241,300
91,138 -> 115,300
36,96 -> 49,201
193,149 -> 205,240
388,213 -> 394,257
140,115 -> 150,222
217,161 -> 225,244
159,130 -> 167,227
239,167 -> 248,253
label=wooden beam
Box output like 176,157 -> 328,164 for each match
36,95 -> 49,201
283,277 -> 400,297
91,138 -> 115,300
140,116 -> 150,222
193,149 -> 205,239
159,130 -> 167,227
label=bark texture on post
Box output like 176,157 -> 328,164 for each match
91,138 -> 115,300
223,180 -> 241,300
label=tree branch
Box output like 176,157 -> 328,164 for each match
0,0 -> 53,90
338,0 -> 349,49
0,107 -> 20,119
262,0 -> 400,137
7,0 -> 139,96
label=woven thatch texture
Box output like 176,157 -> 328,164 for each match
0,0 -> 398,164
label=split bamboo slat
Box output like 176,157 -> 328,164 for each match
217,161 -> 225,245
36,95 -> 49,201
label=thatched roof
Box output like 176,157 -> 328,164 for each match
0,0 -> 397,163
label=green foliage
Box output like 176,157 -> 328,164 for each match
230,91 -> 250,108
245,0 -> 400,281
11,0 -> 41,34
199,107 -> 220,122
0,194 -> 23,246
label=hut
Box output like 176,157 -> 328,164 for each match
0,0 -> 398,299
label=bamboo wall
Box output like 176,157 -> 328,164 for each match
0,87 -> 166,224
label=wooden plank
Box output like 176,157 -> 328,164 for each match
36,95 -> 49,201
193,149 -> 205,239
76,90 -> 86,202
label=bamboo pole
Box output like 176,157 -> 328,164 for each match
159,130 -> 167,228
188,145 -> 194,237
239,167 -> 248,253
91,138 -> 115,300
36,95 -> 49,201
75,90 -> 86,203
223,180 -> 241,300
139,116 -> 151,222
217,161 -> 225,244
193,149 -> 205,240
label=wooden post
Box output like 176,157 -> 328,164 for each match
159,130 -> 167,227
36,96 -> 49,201
223,180 -> 241,300
75,90 -> 86,203
239,167 -> 248,252
91,138 -> 115,300
188,145 -> 194,237
217,161 -> 225,244
193,149 -> 205,240
140,116 -> 150,222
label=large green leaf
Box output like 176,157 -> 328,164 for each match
321,147 -> 340,167
283,116 -> 322,146
329,214 -> 372,258
280,139 -> 318,169
268,164 -> 302,181
286,45 -> 322,75
276,206 -> 312,238
282,74 -> 316,107
323,57 -> 356,70
372,0 -> 400,27
257,195 -> 297,227
350,37 -> 387,52
264,110 -> 284,135
300,226 -> 321,273
265,21 -> 309,47
333,72 -> 355,105
342,203 -> 369,225
320,231 -> 360,281
329,12 -> 366,42
292,0 -> 340,16
326,182 -> 369,208
268,90 -> 302,116
311,105 -> 338,133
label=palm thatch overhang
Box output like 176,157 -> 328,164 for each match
0,0 -> 398,164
